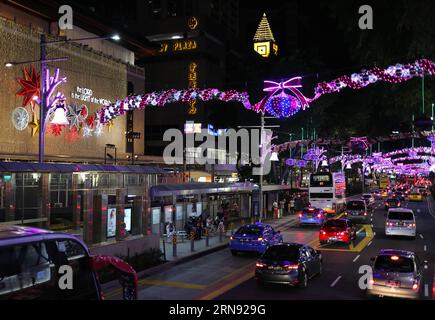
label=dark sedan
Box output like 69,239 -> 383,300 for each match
255,243 -> 322,288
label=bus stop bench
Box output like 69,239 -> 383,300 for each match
162,231 -> 188,243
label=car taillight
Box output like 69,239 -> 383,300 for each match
398,202 -> 401,206
257,237 -> 264,241
364,212 -> 368,216
321,231 -> 326,235
230,236 -> 234,241
317,214 -> 322,218
285,264 -> 299,271
256,262 -> 267,268
412,281 -> 419,291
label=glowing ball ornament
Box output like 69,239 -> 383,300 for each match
264,92 -> 301,118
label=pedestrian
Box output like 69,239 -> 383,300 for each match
166,222 -> 175,241
289,198 -> 296,215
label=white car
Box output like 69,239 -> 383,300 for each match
385,208 -> 416,239
361,193 -> 375,206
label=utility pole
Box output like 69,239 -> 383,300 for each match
39,34 -> 47,163
259,114 -> 265,221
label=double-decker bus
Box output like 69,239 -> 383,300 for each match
309,172 -> 346,215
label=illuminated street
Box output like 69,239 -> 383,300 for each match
0,1 -> 435,313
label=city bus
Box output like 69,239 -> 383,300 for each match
309,172 -> 346,215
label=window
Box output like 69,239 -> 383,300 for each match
0,242 -> 55,300
236,226 -> 263,236
374,256 -> 414,273
310,193 -> 334,199
347,201 -> 365,211
52,240 -> 98,300
263,245 -> 300,261
388,211 -> 414,221
0,239 -> 98,300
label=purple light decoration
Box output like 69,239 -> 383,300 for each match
254,77 -> 310,118
264,92 -> 301,118
286,159 -> 296,167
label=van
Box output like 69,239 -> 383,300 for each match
0,225 -> 137,300
385,209 -> 416,239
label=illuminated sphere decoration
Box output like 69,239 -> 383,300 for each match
264,92 -> 301,118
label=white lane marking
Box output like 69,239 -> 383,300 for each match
367,241 -> 373,247
424,284 -> 429,297
353,255 -> 360,263
420,234 -> 424,239
424,245 -> 427,252
330,276 -> 342,288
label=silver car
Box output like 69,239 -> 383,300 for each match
367,249 -> 426,299
385,208 -> 416,238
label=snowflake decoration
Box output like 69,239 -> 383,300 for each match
67,104 -> 88,130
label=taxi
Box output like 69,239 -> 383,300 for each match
229,223 -> 283,255
381,190 -> 390,198
408,192 -> 423,202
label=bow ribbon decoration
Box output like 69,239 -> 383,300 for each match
254,77 -> 311,114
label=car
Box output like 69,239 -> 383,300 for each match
395,191 -> 405,201
344,200 -> 369,224
319,219 -> 357,245
361,194 -> 375,207
0,225 -> 138,300
229,223 -> 283,255
367,249 -> 426,299
372,190 -> 381,200
299,207 -> 327,226
255,243 -> 322,288
385,208 -> 416,239
418,188 -> 427,197
408,192 -> 423,202
384,198 -> 401,210
381,190 -> 390,198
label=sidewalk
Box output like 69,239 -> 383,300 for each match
159,213 -> 299,262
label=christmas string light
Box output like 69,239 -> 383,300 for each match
97,58 -> 435,122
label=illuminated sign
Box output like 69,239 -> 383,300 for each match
188,62 -> 198,115
188,17 -> 199,30
159,40 -> 198,53
71,86 -> 111,106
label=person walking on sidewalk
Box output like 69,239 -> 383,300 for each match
289,198 -> 296,215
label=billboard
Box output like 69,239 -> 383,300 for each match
107,208 -> 117,238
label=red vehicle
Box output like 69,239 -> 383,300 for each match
319,219 -> 357,245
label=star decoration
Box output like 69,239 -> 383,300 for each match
16,65 -> 40,110
66,127 -> 80,142
49,124 -> 63,136
67,104 -> 88,130
83,125 -> 93,138
28,112 -> 39,137
94,118 -> 103,137
106,120 -> 114,132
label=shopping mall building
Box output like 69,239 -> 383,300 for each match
0,2 -> 176,255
